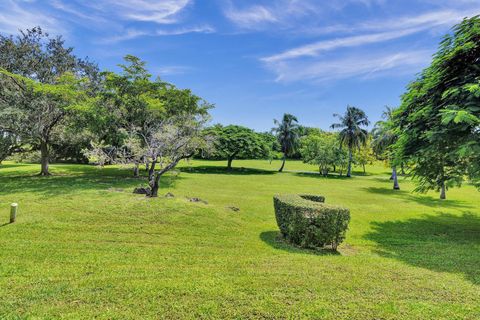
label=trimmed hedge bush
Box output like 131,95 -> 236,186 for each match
273,194 -> 350,250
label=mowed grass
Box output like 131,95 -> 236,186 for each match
0,159 -> 479,319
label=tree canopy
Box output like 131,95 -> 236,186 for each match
393,15 -> 480,199
205,125 -> 269,169
331,106 -> 370,177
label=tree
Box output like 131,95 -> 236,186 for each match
273,114 -> 300,172
372,106 -> 400,190
0,27 -> 98,175
206,125 -> 269,169
393,16 -> 480,199
136,115 -> 210,197
300,133 -> 338,176
0,69 -> 94,175
89,115 -> 210,197
331,106 -> 370,177
354,136 -> 375,174
0,131 -> 18,164
93,55 -> 211,177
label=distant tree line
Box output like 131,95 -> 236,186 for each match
1,16 -> 480,200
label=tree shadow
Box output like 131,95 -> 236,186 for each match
362,187 -> 473,209
0,166 -> 181,197
179,165 -> 276,175
0,163 -> 30,170
259,231 -> 340,256
365,212 -> 480,285
293,171 -> 352,180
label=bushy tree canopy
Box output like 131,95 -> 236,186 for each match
393,16 -> 480,198
205,125 -> 269,169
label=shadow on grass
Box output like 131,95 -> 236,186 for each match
0,165 -> 181,197
260,231 -> 340,256
362,187 -> 473,209
0,163 -> 31,170
292,171 -> 353,180
179,165 -> 276,175
365,212 -> 480,285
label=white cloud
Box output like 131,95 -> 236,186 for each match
224,5 -> 278,28
260,7 -> 480,84
223,0 -> 321,30
156,25 -> 215,36
81,0 -> 193,24
0,0 -> 60,34
262,28 -> 424,63
155,65 -> 192,76
267,49 -> 432,83
102,25 -> 215,43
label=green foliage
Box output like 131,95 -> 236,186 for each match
205,124 -> 269,168
273,114 -> 300,157
300,132 -> 340,176
393,16 -> 480,197
0,131 -> 18,163
0,28 -> 99,175
273,194 -> 350,250
331,106 -> 370,177
92,55 -> 212,148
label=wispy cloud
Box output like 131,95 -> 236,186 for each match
260,6 -> 480,84
223,0 -> 321,30
302,9 -> 477,36
0,0 -> 60,34
224,5 -> 278,28
263,28 -> 423,63
154,65 -> 192,76
76,0 -> 193,24
156,25 -> 215,36
266,49 -> 433,83
102,25 -> 215,43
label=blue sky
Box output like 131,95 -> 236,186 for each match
1,0 -> 480,131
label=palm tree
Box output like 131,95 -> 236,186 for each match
273,114 -> 299,172
331,106 -> 370,177
372,106 -> 400,190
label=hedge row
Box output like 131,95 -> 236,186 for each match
273,194 -> 350,250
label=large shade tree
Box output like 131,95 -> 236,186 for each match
331,106 -> 370,177
393,16 -> 480,199
0,27 -> 99,175
273,114 -> 300,172
205,125 -> 269,169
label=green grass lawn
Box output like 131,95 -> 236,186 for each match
0,159 -> 479,319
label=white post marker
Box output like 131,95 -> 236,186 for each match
10,203 -> 18,223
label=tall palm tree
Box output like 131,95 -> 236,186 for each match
273,113 -> 299,172
331,106 -> 370,177
372,106 -> 400,190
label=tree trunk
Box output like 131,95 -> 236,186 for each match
346,150 -> 352,177
363,163 -> 366,174
440,181 -> 446,200
392,166 -> 400,190
145,161 -> 150,172
133,162 -> 139,177
333,165 -> 336,172
150,173 -> 160,198
148,160 -> 157,182
279,154 -> 286,172
401,163 -> 405,175
39,140 -> 50,176
227,156 -> 233,170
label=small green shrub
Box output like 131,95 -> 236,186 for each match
273,194 -> 350,250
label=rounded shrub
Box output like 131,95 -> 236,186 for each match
273,194 -> 350,250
